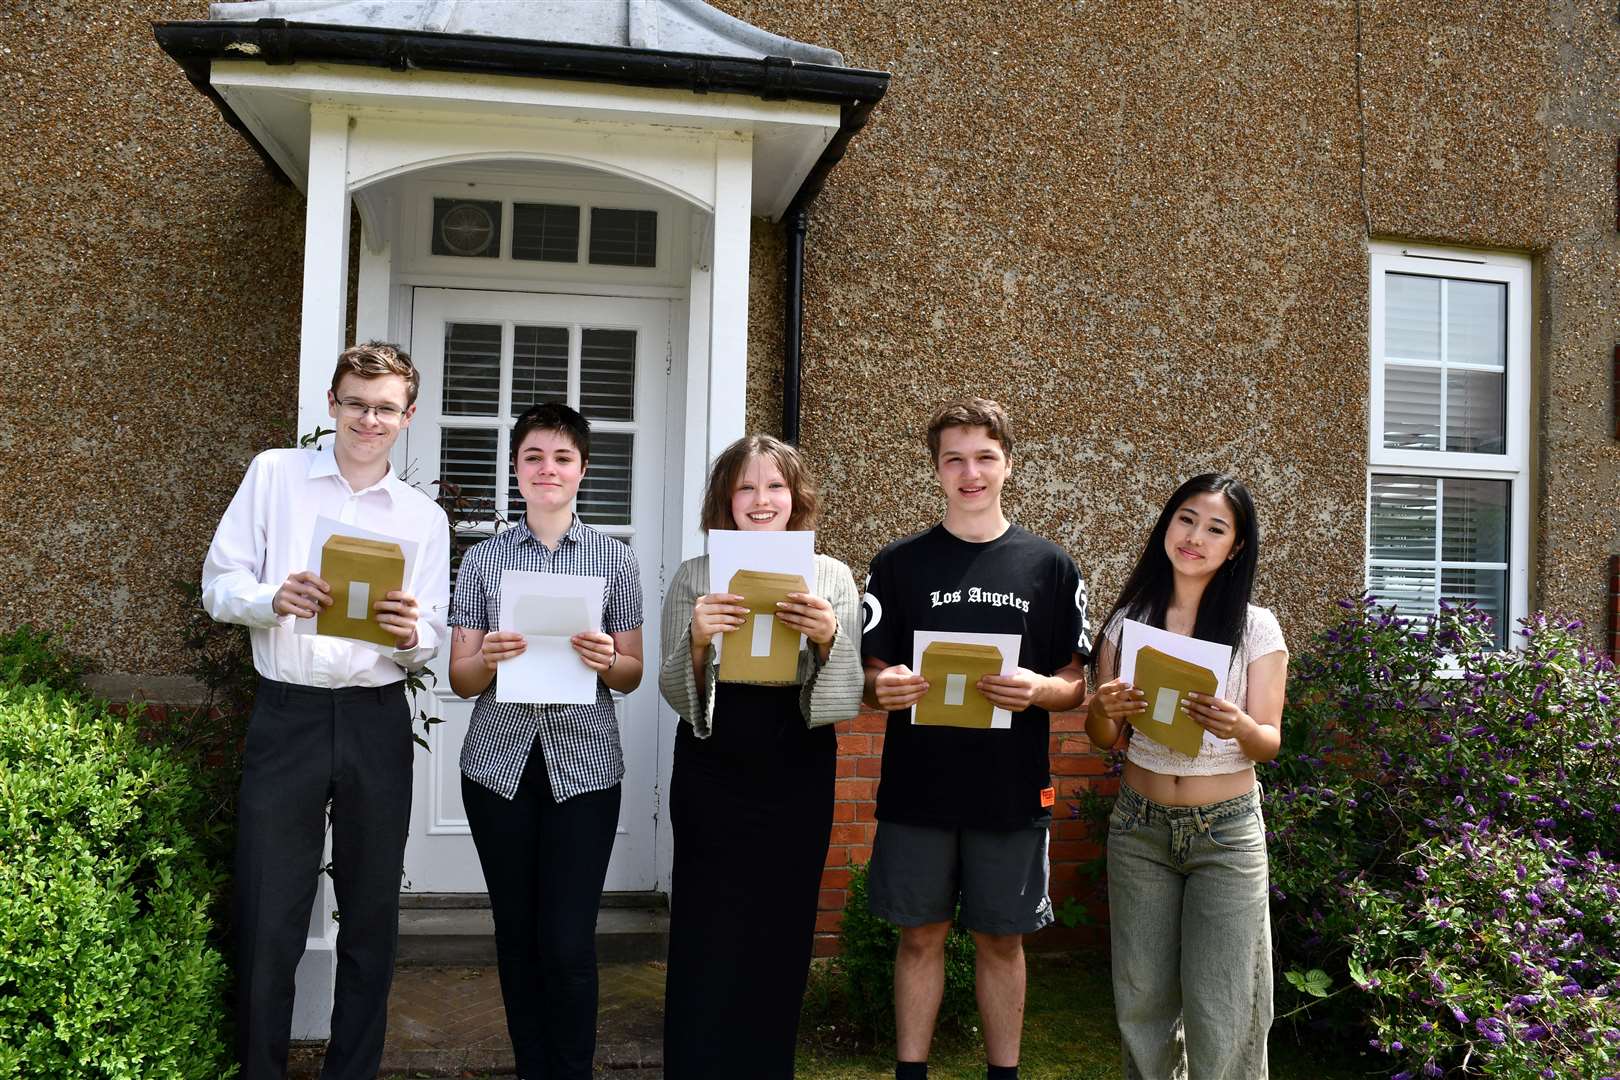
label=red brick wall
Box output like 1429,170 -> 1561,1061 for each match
812,705 -> 1112,956
1609,555 -> 1620,659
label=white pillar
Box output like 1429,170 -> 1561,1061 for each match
289,103 -> 350,1042
296,105 -> 354,446
681,214 -> 714,561
706,135 -> 752,466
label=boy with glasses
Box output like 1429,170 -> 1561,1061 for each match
202,341 -> 451,1080
862,397 -> 1091,1080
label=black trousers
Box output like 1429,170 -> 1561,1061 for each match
234,677 -> 414,1080
462,740 -> 622,1080
663,684 -> 837,1080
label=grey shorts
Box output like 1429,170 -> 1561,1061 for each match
866,818 -> 1053,935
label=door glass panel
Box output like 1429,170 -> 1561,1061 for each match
579,329 -> 637,421
512,325 -> 569,411
1369,474 -> 1437,561
440,428 -> 499,524
443,323 -> 502,416
1384,273 -> 1440,361
578,431 -> 634,526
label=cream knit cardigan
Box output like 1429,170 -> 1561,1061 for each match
657,552 -> 864,737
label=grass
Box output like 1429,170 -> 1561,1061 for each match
794,950 -> 1379,1080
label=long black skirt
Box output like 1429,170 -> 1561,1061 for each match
662,682 -> 837,1080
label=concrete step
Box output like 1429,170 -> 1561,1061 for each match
396,891 -> 668,966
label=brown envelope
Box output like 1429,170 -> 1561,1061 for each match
716,569 -> 809,686
915,641 -> 1004,729
1127,644 -> 1218,758
317,534 -> 406,647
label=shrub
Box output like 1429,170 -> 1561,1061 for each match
0,624 -> 85,695
0,681 -> 235,1078
1268,598 -> 1620,1079
835,860 -> 979,1042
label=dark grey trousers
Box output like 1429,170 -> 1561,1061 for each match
234,677 -> 414,1080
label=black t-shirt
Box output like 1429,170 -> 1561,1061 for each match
861,524 -> 1092,830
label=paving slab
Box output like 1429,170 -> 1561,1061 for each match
288,961 -> 667,1078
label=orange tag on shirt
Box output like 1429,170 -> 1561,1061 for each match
1040,786 -> 1055,808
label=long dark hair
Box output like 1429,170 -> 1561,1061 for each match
1093,473 -> 1259,680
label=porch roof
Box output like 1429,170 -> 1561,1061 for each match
153,1 -> 888,219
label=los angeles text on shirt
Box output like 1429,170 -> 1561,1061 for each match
928,586 -> 1032,613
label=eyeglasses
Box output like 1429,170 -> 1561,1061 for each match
336,398 -> 407,423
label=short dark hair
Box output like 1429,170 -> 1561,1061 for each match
331,341 -> 420,405
925,397 -> 1013,464
699,434 -> 821,532
511,401 -> 590,462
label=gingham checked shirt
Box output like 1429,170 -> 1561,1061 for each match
450,515 -> 643,801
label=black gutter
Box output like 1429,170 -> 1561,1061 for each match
777,93 -> 883,443
782,208 -> 808,444
152,18 -> 889,443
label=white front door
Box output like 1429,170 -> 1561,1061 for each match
401,287 -> 670,893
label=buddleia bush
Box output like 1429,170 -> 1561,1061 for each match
0,648 -> 234,1078
1268,598 -> 1620,1079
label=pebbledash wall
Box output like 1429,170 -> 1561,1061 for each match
5,2 -> 1620,950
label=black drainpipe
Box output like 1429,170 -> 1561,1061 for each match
782,208 -> 807,445
779,96 -> 883,446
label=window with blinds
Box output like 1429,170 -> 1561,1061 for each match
437,319 -> 638,534
1367,245 -> 1528,647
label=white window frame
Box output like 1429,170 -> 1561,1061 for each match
1366,241 -> 1531,645
398,169 -> 689,290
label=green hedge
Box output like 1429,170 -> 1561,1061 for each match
0,631 -> 234,1078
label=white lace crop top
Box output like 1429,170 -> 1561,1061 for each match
1104,604 -> 1288,776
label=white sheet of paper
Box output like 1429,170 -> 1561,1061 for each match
707,530 -> 815,660
295,515 -> 421,649
496,570 -> 605,705
910,630 -> 1023,730
1117,618 -> 1233,702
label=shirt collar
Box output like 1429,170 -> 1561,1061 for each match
512,513 -> 583,547
307,442 -> 399,504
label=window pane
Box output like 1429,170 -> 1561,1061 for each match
512,325 -> 569,412
1383,364 -> 1442,450
432,198 -> 502,258
1441,568 -> 1508,649
1441,478 -> 1509,564
589,208 -> 657,268
578,431 -> 633,525
1384,273 -> 1440,361
440,428 -> 499,524
1368,564 -> 1437,617
1444,368 -> 1506,454
1445,279 -> 1505,369
512,203 -> 580,263
580,328 -> 636,421
1369,474 -> 1437,560
443,323 -> 502,416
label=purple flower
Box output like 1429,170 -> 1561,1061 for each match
1451,1005 -> 1469,1024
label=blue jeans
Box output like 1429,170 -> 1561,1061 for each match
1106,783 -> 1273,1080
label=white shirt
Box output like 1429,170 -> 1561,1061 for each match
201,444 -> 451,688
